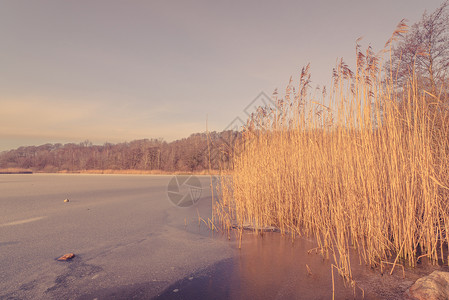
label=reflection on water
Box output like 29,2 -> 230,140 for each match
231,233 -> 345,299
158,232 -> 448,300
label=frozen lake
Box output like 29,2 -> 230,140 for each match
0,174 -> 431,299
0,174 -> 234,299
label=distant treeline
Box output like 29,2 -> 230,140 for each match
0,131 -> 240,173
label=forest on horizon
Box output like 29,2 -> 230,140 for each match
0,131 -> 239,173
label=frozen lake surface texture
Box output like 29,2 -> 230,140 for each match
0,174 -> 234,299
0,174 -> 440,299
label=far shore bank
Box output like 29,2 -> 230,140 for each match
0,168 -> 34,174
0,168 -> 220,176
0,171 -> 33,174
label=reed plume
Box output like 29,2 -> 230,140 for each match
215,25 -> 449,281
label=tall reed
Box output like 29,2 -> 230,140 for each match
215,34 -> 449,280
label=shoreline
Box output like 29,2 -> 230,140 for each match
0,171 -> 33,174
0,169 -> 221,176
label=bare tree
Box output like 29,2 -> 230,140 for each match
387,1 -> 449,98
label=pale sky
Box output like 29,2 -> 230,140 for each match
0,0 -> 444,151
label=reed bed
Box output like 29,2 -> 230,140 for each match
215,39 -> 449,281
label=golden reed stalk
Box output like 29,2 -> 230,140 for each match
215,30 -> 449,281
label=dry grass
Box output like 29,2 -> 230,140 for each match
215,33 -> 449,281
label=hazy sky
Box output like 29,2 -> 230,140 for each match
0,0 -> 444,151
